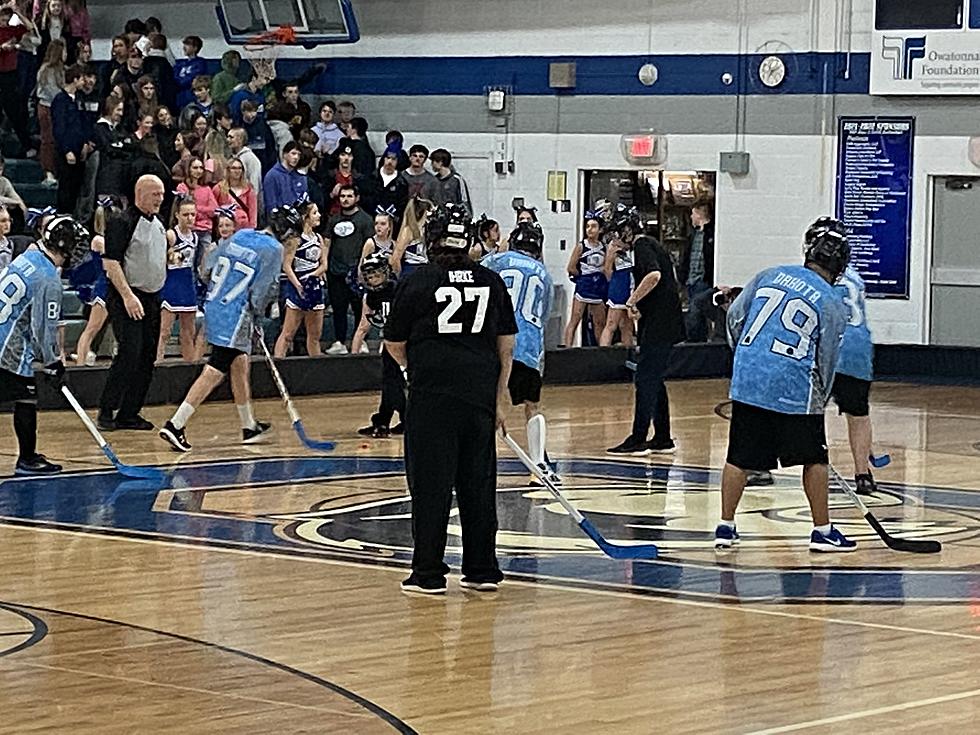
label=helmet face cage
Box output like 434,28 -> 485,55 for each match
359,253 -> 392,291
269,205 -> 302,241
604,204 -> 641,245
43,216 -> 90,268
426,204 -> 474,249
509,221 -> 544,257
803,217 -> 850,281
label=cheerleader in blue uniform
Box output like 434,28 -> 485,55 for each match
274,198 -> 327,357
391,196 -> 432,279
158,195 -> 200,362
562,211 -> 608,346
599,234 -> 636,347
69,197 -> 118,366
359,205 -> 397,266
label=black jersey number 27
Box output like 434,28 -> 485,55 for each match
435,285 -> 490,334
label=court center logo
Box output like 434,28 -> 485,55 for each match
882,36 -> 926,80
270,460 -> 970,558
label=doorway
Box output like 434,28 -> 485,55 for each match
929,176 -> 980,347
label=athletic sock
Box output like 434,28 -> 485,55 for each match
719,519 -> 735,529
815,523 -> 832,535
172,402 -> 195,430
237,403 -> 257,430
13,401 -> 38,460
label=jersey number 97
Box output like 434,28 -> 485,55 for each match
207,255 -> 256,305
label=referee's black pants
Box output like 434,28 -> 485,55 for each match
99,287 -> 161,422
404,392 -> 503,584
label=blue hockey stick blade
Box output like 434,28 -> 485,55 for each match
102,445 -> 167,481
294,421 -> 336,452
579,518 -> 659,560
869,453 -> 891,468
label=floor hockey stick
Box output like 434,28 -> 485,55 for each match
255,333 -> 336,452
829,465 -> 941,554
501,429 -> 659,560
60,385 -> 166,481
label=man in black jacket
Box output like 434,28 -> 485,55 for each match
679,200 -> 716,342
607,206 -> 684,456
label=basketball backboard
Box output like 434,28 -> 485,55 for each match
215,0 -> 360,47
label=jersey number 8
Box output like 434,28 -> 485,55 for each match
741,286 -> 818,360
0,273 -> 28,325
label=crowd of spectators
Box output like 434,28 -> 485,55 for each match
0,9 -> 715,365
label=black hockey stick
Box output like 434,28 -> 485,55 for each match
829,465 -> 941,554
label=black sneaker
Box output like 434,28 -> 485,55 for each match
15,454 -> 62,476
97,412 -> 115,432
746,470 -> 774,487
460,577 -> 500,592
371,425 -> 391,439
855,473 -> 877,496
115,415 -> 154,431
390,423 -> 405,435
645,438 -> 676,453
242,421 -> 272,444
606,437 -> 650,455
357,424 -> 376,436
400,574 -> 447,595
159,421 -> 192,452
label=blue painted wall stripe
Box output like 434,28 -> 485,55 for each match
277,52 -> 871,96
223,52 -> 873,96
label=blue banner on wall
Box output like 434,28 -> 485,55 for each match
835,117 -> 914,299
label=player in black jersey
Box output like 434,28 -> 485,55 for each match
385,203 -> 518,595
354,252 -> 405,437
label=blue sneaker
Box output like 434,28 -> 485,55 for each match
809,525 -> 857,552
714,524 -> 739,549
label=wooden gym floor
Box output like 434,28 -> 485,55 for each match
0,378 -> 978,733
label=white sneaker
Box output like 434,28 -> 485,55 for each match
358,343 -> 369,354
327,341 -> 349,355
85,351 -> 97,367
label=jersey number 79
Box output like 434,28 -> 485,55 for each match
740,286 -> 818,360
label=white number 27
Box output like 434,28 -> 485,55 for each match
436,286 -> 490,334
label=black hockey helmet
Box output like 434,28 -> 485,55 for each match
509,221 -> 544,258
803,216 -> 850,282
42,214 -> 90,268
359,251 -> 392,291
268,204 -> 303,241
426,203 -> 474,250
606,203 -> 642,244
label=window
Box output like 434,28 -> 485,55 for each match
875,0 -> 963,30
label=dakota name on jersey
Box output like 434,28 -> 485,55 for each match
727,265 -> 847,415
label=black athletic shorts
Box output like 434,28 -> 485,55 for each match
726,400 -> 828,471
508,360 -> 542,405
207,345 -> 245,374
0,370 -> 37,403
831,373 -> 870,417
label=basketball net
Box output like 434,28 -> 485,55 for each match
242,25 -> 297,81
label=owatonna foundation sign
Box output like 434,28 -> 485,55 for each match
871,31 -> 980,95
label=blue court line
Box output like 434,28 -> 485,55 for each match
0,456 -> 977,604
